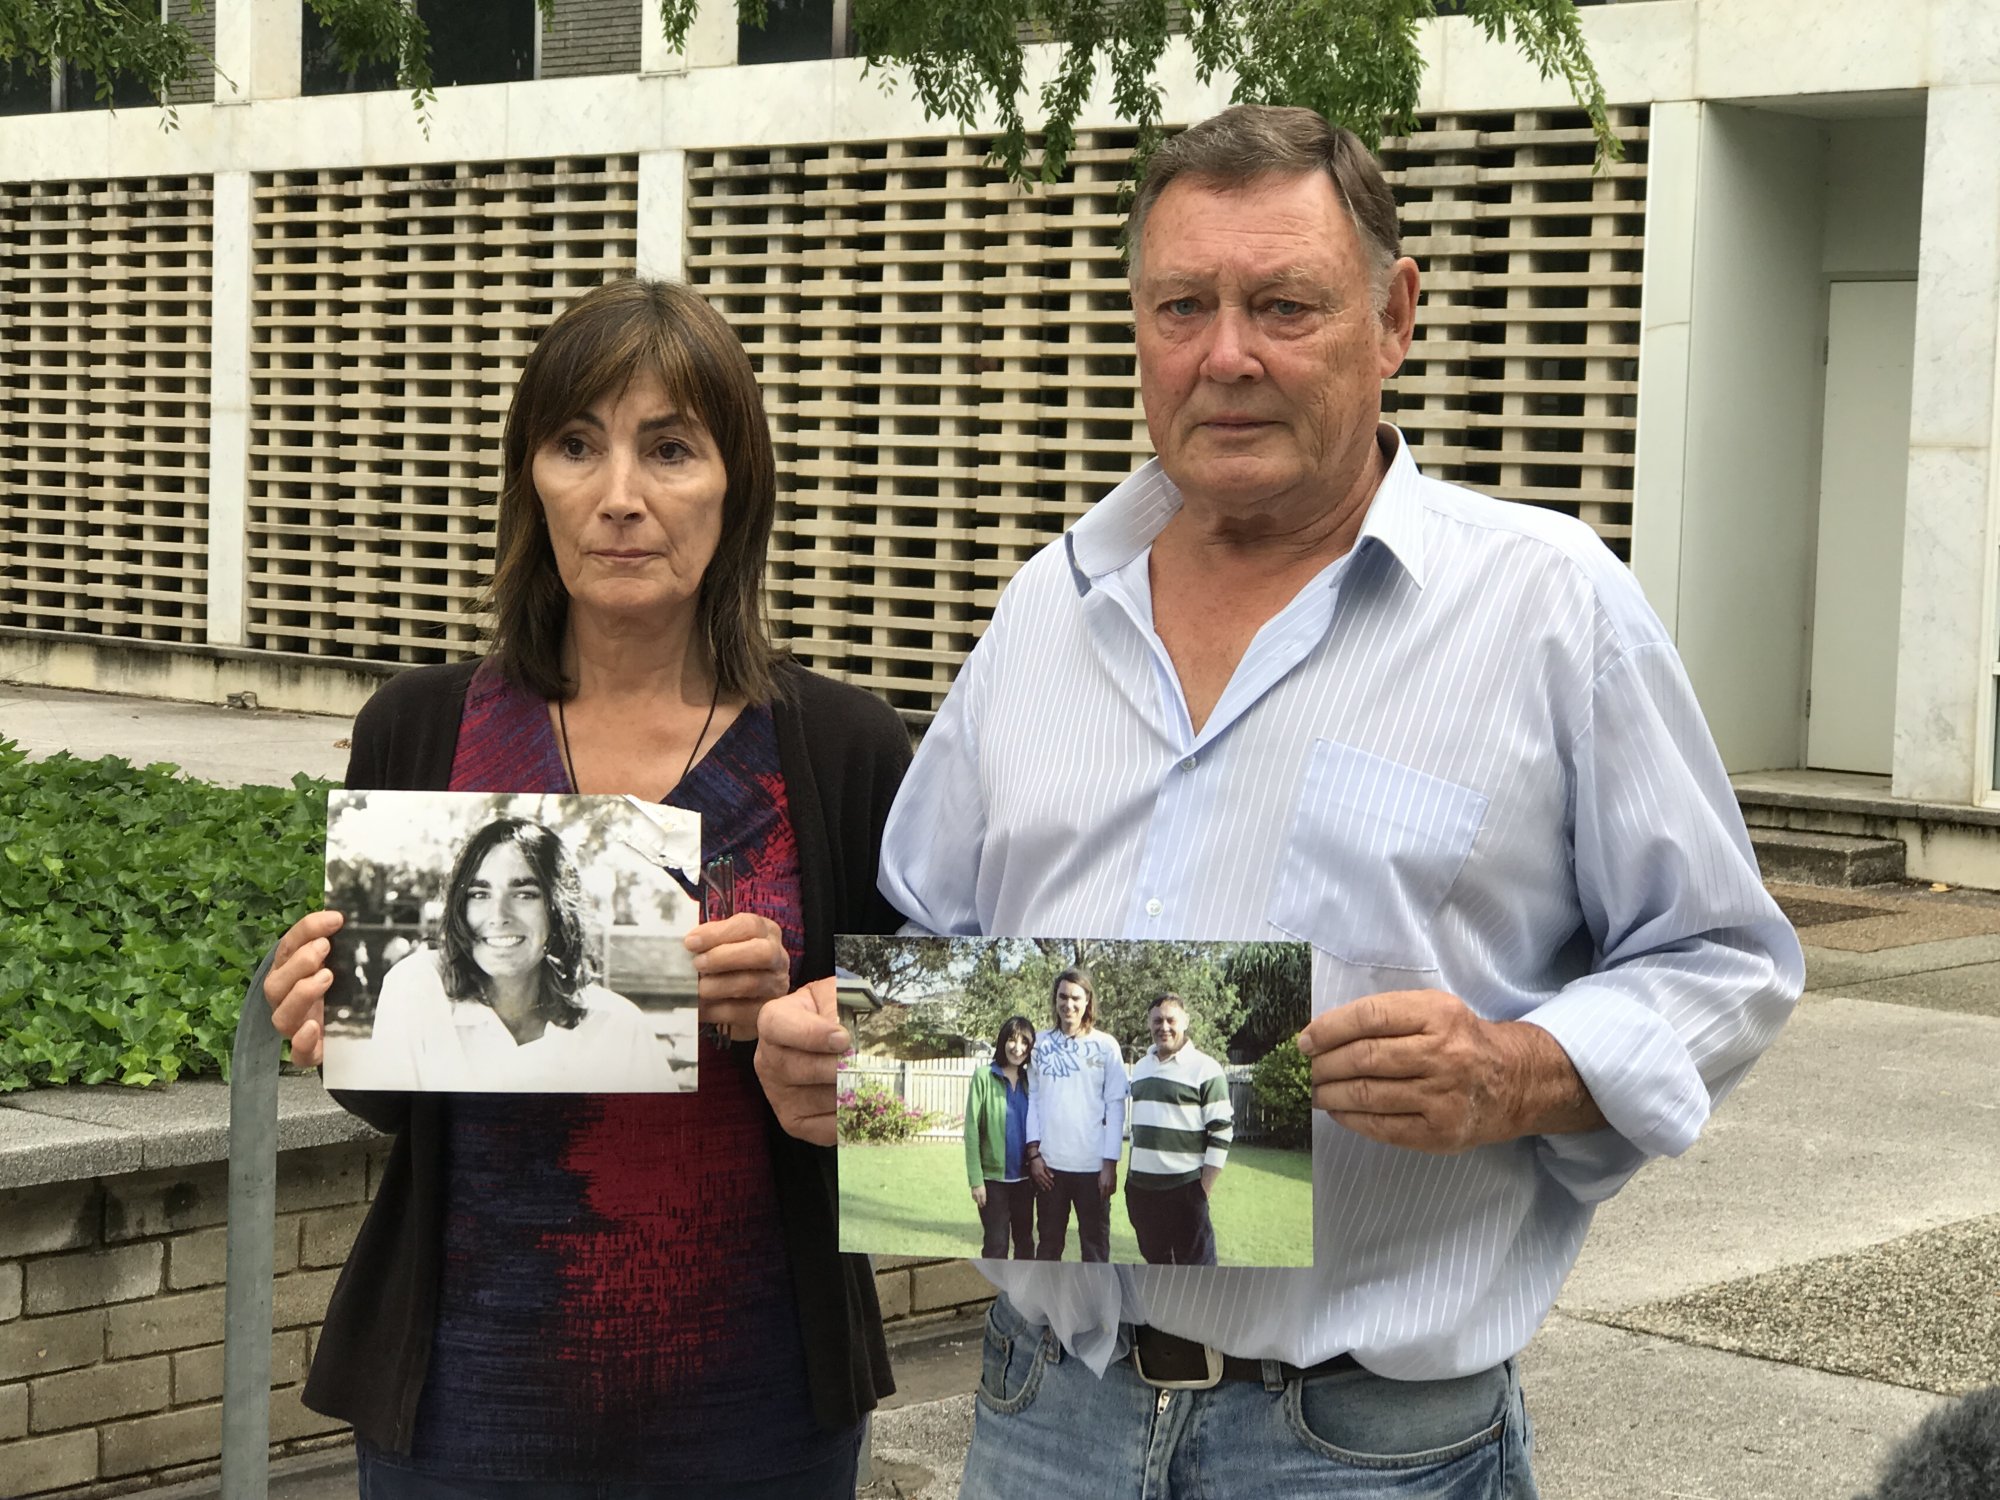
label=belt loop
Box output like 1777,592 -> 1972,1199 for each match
1260,1359 -> 1284,1393
1042,1329 -> 1063,1366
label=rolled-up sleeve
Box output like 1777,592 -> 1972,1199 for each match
1526,641 -> 1803,1202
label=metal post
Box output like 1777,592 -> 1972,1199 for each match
221,954 -> 281,1500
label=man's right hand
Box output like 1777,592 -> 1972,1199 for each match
263,910 -> 344,1067
1028,1156 -> 1054,1192
971,1183 -> 987,1209
753,977 -> 850,1147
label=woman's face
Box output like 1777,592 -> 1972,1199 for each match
531,368 -> 729,632
1003,1031 -> 1030,1067
463,842 -> 551,981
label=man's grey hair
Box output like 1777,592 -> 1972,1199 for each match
1852,1385 -> 2000,1500
1126,104 -> 1402,302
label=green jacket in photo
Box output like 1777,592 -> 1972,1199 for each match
964,1063 -> 1027,1190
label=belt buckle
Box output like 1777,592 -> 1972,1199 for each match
1131,1329 -> 1224,1391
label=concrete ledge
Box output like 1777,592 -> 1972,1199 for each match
1750,829 -> 1906,886
0,630 -> 403,719
1738,801 -> 2000,888
0,1078 -> 380,1191
1738,781 -> 2000,831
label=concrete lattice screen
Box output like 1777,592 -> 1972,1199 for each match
0,177 -> 214,647
689,133 -> 1147,725
689,106 -> 1650,725
247,158 -> 641,665
0,111 -> 1644,719
1383,108 -> 1649,555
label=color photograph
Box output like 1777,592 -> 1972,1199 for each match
834,936 -> 1314,1267
322,789 -> 701,1093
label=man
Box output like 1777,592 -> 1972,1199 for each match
1022,967 -> 1128,1262
760,103 -> 1802,1495
1124,994 -> 1232,1266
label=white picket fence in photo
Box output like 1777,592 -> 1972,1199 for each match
843,1056 -> 1273,1143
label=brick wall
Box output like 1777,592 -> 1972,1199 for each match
540,0 -> 642,78
0,1140 -> 388,1497
0,1139 -> 988,1496
164,0 -> 216,106
875,1256 -> 995,1329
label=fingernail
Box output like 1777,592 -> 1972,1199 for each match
1295,1030 -> 1315,1056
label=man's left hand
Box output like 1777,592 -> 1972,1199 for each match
1297,989 -> 1605,1153
1198,1164 -> 1221,1198
1099,1161 -> 1118,1199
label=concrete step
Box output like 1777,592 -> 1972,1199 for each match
1750,827 -> 1906,887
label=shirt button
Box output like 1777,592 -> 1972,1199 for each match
1180,755 -> 1198,772
1145,898 -> 1163,918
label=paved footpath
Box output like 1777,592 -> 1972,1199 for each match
7,684 -> 1995,1500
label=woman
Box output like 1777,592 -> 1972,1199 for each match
259,278 -> 908,1497
964,1015 -> 1034,1259
362,816 -> 676,1093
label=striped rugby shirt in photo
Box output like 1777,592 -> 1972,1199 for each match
1127,1043 -> 1233,1188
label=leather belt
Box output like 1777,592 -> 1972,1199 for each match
1128,1325 -> 1362,1390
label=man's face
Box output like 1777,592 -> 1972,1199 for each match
1148,1003 -> 1189,1060
1132,170 -> 1414,521
1054,981 -> 1090,1036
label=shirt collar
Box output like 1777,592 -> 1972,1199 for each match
1066,425 -> 1428,591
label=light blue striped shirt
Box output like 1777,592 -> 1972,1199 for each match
878,431 -> 1804,1380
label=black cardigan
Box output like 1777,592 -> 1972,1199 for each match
298,657 -> 910,1452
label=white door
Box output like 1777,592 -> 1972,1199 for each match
1806,280 -> 1916,774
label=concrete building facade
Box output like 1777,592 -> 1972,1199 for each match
2,0 -> 1998,876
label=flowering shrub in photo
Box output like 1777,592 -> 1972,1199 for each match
836,1060 -> 939,1145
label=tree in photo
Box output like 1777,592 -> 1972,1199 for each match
1224,940 -> 1313,1056
948,938 -> 1248,1060
4,0 -> 1616,178
837,934 -> 957,1005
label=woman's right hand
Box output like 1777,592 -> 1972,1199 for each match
971,1183 -> 987,1209
263,910 -> 344,1067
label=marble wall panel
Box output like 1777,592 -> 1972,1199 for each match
1893,445 -> 1993,800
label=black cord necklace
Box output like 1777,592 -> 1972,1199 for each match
556,675 -> 720,798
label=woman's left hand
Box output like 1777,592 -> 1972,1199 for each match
685,912 -> 790,1043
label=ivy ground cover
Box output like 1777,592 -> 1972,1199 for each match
0,738 -> 329,1091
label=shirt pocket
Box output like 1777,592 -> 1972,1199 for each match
1268,738 -> 1488,971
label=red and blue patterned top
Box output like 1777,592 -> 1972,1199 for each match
402,661 -> 841,1483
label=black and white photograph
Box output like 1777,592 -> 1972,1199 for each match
322,789 -> 701,1093
835,936 -> 1315,1268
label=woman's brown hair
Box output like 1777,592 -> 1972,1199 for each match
484,277 -> 778,703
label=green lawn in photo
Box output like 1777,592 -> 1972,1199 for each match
838,1140 -> 1314,1267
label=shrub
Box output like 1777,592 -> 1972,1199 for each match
836,1062 -> 941,1145
1249,1043 -> 1313,1149
0,739 -> 330,1091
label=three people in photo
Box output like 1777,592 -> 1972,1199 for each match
365,815 -> 676,1093
1023,968 -> 1129,1263
963,1016 -> 1035,1259
1124,994 -> 1232,1266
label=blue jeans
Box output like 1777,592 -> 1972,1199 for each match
356,1429 -> 861,1500
958,1296 -> 1539,1499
